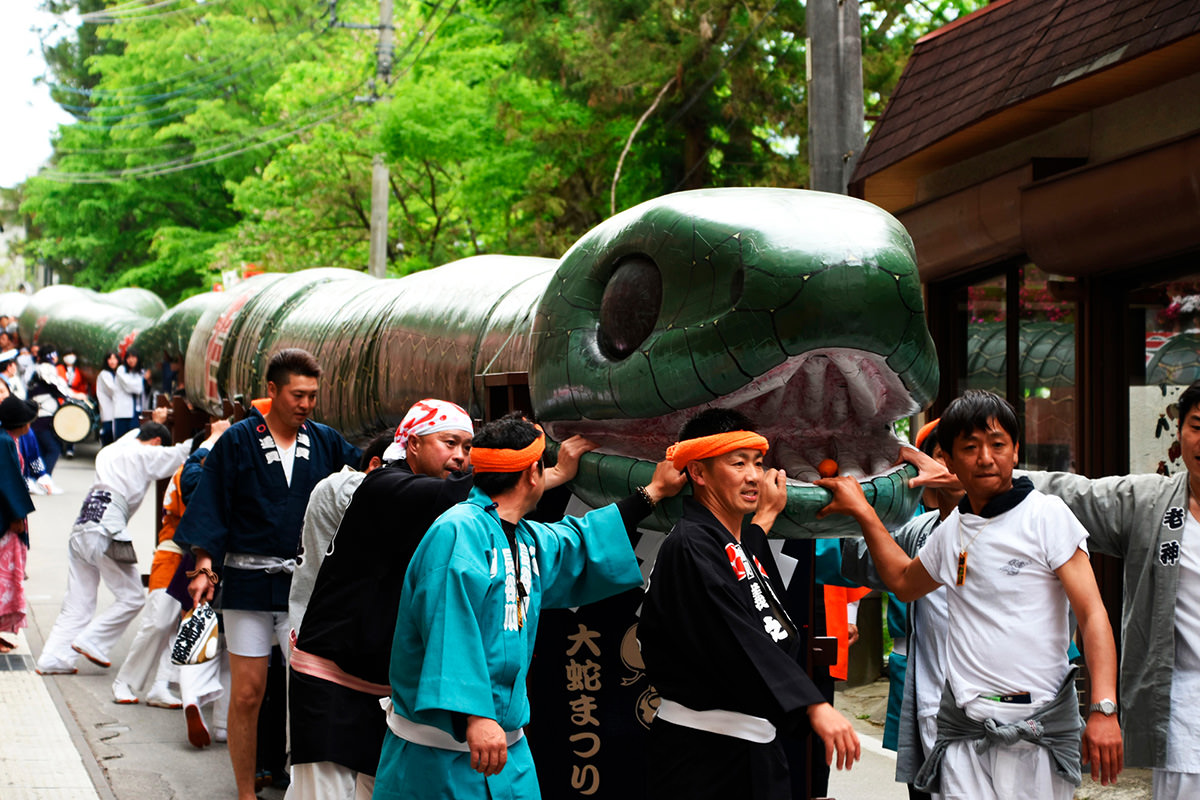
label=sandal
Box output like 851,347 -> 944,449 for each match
0,638 -> 16,654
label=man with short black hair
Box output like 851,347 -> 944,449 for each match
36,411 -> 195,675
826,390 -> 1122,799
639,407 -> 860,800
373,413 -> 685,800
175,348 -> 360,800
997,378 -> 1200,798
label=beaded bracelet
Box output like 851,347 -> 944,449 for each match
185,566 -> 220,586
637,485 -> 657,508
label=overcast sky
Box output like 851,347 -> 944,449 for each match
2,2 -> 77,189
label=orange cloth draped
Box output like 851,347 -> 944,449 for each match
824,584 -> 872,681
665,431 -> 770,470
470,427 -> 546,473
149,466 -> 186,592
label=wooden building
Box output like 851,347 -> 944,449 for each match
852,0 -> 1200,486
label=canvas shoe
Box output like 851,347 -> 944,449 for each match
185,703 -> 210,748
146,682 -> 183,709
35,663 -> 77,676
111,679 -> 139,704
26,478 -> 46,496
213,727 -> 228,744
71,643 -> 111,668
38,475 -> 63,495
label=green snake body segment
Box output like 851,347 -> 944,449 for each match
16,189 -> 938,538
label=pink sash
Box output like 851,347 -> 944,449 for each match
289,642 -> 390,697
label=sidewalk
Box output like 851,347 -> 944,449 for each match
0,631 -> 105,800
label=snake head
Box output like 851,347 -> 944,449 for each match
530,188 -> 938,537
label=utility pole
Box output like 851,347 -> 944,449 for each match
337,0 -> 396,277
367,0 -> 395,278
806,0 -> 864,194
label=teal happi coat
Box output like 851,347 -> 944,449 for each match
374,487 -> 643,800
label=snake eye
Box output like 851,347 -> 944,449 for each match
598,255 -> 662,360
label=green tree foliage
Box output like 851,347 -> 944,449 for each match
21,0 -> 985,300
22,0 -> 348,302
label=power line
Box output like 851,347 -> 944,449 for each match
50,52 -> 275,108
44,0 -> 329,101
35,0 -> 445,183
41,79 -> 368,182
80,0 -> 231,24
43,104 -> 359,183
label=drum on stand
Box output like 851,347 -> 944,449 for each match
53,399 -> 97,443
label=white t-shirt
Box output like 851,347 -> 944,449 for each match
918,489 -> 1087,710
277,439 -> 296,487
94,430 -> 192,517
1165,514 -> 1200,772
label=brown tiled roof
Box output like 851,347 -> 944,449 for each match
853,0 -> 1200,181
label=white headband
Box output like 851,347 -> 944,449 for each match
383,399 -> 473,462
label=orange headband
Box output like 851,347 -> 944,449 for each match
915,418 -> 940,449
470,426 -> 546,473
666,431 -> 770,470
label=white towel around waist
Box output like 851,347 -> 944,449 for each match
655,698 -> 777,744
380,697 -> 525,752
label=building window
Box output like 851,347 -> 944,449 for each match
947,263 -> 1076,471
1130,276 -> 1200,475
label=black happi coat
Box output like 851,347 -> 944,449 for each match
639,498 -> 826,799
174,407 -> 360,612
290,459 -> 472,775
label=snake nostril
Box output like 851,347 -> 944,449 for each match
598,255 -> 662,360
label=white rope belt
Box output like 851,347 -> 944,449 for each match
380,697 -> 524,753
655,698 -> 777,744
224,553 -> 297,574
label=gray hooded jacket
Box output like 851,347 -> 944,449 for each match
1022,468 -> 1189,769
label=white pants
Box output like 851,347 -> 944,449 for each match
1153,769 -> 1200,799
36,548 -> 145,671
285,762 -> 374,800
114,588 -> 180,693
940,698 -> 1073,800
180,640 -> 230,729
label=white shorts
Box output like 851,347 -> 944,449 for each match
221,610 -> 291,659
1152,769 -> 1200,799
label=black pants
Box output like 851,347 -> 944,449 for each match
647,718 -> 790,800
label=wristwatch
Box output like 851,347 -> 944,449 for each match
1088,698 -> 1117,716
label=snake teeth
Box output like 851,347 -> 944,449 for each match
545,348 -> 919,484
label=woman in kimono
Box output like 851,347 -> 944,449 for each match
0,395 -> 37,652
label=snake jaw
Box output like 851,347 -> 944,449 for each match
543,347 -> 922,538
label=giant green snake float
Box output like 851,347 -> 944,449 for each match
15,188 -> 938,537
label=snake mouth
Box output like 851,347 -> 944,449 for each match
544,348 -> 916,482
542,349 -> 923,537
